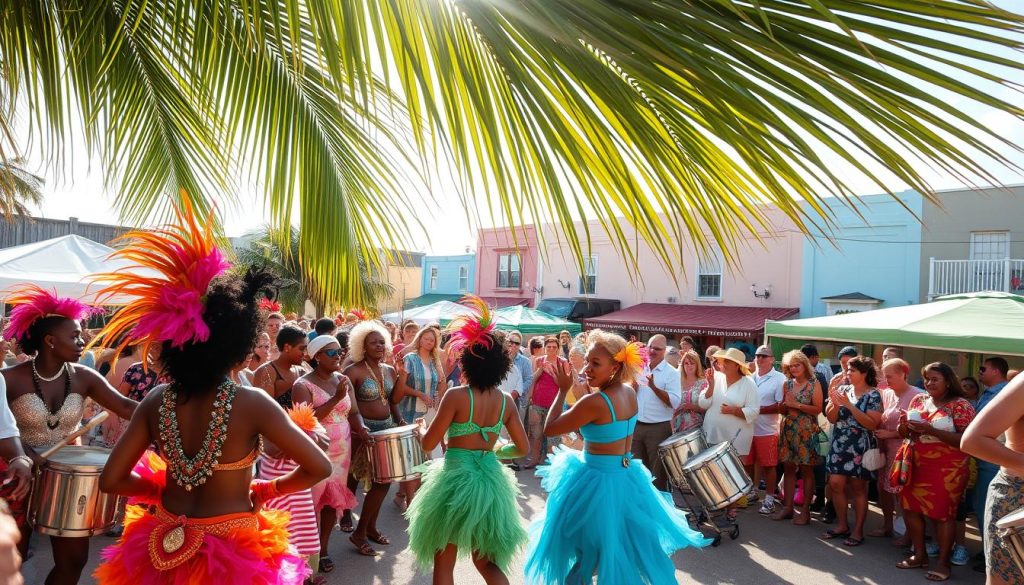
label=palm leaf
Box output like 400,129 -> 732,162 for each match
0,0 -> 1022,303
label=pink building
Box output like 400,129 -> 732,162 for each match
536,207 -> 802,352
474,225 -> 540,307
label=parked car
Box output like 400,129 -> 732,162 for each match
535,297 -> 621,323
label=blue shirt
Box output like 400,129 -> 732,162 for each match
976,380 -> 1008,469
513,353 -> 533,393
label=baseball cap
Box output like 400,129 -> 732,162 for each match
754,345 -> 773,357
799,343 -> 818,357
838,346 -> 858,358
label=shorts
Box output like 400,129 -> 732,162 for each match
744,435 -> 780,468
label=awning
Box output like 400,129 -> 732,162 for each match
584,303 -> 799,337
403,293 -> 464,310
480,296 -> 531,308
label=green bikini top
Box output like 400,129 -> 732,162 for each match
447,387 -> 506,440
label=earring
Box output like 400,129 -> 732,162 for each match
48,343 -> 54,349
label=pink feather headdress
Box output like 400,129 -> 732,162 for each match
91,196 -> 231,357
444,295 -> 497,357
2,285 -> 98,342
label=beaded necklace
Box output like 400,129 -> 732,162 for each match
158,380 -> 237,491
31,363 -> 71,430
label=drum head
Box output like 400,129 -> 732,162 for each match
997,506 -> 1024,529
45,446 -> 111,471
658,429 -> 702,449
370,424 -> 418,437
681,442 -> 729,471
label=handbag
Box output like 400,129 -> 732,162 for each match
862,433 -> 885,471
888,440 -> 915,488
812,430 -> 831,457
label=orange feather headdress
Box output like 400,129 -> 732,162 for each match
444,295 -> 497,357
91,196 -> 230,358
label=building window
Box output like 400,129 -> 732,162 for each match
458,265 -> 469,291
579,255 -> 598,295
696,248 -> 723,300
970,231 -> 1010,261
497,253 -> 521,288
429,266 -> 438,290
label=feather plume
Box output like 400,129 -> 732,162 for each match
90,194 -> 231,358
258,298 -> 281,312
613,342 -> 649,372
287,403 -> 319,433
444,295 -> 496,357
2,285 -> 98,342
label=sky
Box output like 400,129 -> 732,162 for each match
16,3 -> 1024,254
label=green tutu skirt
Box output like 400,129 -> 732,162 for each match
405,447 -> 527,571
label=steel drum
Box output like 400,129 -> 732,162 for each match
681,442 -> 752,511
29,446 -> 121,537
996,506 -> 1024,574
367,424 -> 427,483
658,429 -> 708,488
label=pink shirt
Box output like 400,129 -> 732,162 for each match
531,357 -> 565,409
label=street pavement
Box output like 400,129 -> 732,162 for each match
25,470 -> 986,584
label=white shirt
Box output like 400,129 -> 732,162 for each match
497,363 -> 523,397
0,376 -> 20,440
752,368 -> 786,436
637,360 -> 682,424
699,372 -> 759,456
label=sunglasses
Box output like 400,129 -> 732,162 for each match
321,348 -> 345,358
508,340 -> 521,346
979,366 -> 988,373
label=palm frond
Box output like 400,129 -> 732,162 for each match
0,157 -> 43,219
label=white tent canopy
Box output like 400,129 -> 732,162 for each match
0,235 -> 155,305
380,301 -> 476,326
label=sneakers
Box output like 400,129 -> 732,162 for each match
747,490 -> 760,503
952,545 -> 970,566
758,497 -> 776,515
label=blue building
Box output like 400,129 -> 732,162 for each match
800,191 -> 923,317
408,253 -> 476,308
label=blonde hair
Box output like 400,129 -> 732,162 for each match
409,326 -> 444,372
882,358 -> 910,378
782,350 -> 813,382
679,349 -> 704,380
586,328 -> 642,384
347,320 -> 393,363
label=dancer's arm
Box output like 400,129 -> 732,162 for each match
962,376 -> 1024,474
542,361 -> 599,436
420,384 -> 460,452
79,365 -> 137,421
502,393 -> 529,458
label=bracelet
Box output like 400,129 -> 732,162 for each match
251,479 -> 281,502
8,456 -> 32,469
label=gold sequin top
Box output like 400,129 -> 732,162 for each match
9,393 -> 84,450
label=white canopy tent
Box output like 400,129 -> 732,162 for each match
0,235 -> 156,305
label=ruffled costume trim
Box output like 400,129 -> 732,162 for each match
525,446 -> 710,585
94,451 -> 310,585
405,448 -> 527,572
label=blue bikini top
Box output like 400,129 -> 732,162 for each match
579,392 -> 637,444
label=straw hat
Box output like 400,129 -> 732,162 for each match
713,347 -> 752,376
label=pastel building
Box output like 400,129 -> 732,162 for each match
409,253 -> 476,307
536,208 -> 803,354
376,250 -> 425,314
474,225 -> 540,307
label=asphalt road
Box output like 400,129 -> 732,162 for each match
24,470 -> 987,584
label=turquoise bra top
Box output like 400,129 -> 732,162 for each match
579,392 -> 637,444
448,387 -> 506,440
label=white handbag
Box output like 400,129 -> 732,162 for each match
862,434 -> 885,471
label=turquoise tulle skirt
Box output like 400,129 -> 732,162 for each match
525,447 -> 710,585
405,448 -> 527,571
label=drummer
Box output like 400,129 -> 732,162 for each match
698,347 -> 759,522
962,373 -> 1024,585
1,287 -> 137,585
343,320 -> 414,556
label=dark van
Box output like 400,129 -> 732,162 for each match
535,298 -> 621,323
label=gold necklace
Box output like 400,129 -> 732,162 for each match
365,361 -> 389,408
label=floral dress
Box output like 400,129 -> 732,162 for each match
297,379 -> 359,514
826,387 -> 882,480
779,379 -> 821,466
102,363 -> 169,447
899,394 -> 975,521
672,379 -> 708,433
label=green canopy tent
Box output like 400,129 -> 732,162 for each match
403,293 -> 464,310
439,305 -> 581,336
765,291 -> 1024,357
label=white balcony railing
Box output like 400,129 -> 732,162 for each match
928,258 -> 1024,300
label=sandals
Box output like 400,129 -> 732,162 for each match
843,536 -> 865,547
896,557 -> 928,570
820,529 -> 851,540
367,530 -> 390,545
349,535 -> 378,556
926,569 -> 951,582
339,516 -> 354,533
318,556 -> 335,573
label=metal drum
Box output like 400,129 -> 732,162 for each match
996,506 -> 1024,574
681,442 -> 752,511
658,429 -> 708,488
29,446 -> 120,537
367,424 -> 427,483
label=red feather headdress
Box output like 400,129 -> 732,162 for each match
2,285 -> 98,342
444,295 -> 496,357
90,196 -> 231,358
257,297 -> 281,313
